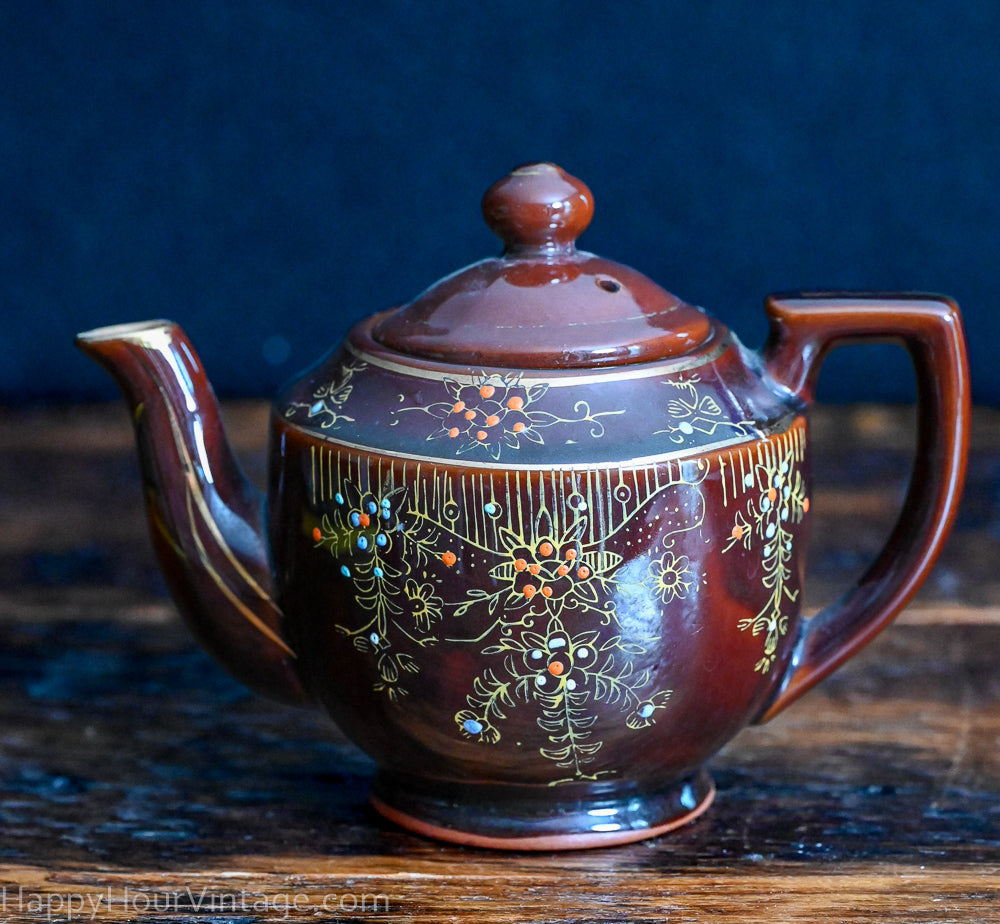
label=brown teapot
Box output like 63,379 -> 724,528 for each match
76,163 -> 970,849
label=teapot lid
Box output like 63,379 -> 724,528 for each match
372,163 -> 721,369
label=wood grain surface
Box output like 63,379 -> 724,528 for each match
0,403 -> 997,922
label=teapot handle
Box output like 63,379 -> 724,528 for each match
757,292 -> 970,722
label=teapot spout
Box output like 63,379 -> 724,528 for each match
76,321 -> 309,705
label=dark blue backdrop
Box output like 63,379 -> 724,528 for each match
3,1 -> 997,405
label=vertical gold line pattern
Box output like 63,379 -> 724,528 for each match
515,469 -> 524,534
550,469 -> 560,537
460,475 -> 469,535
505,469 -> 514,536
591,468 -> 604,544
310,445 -> 316,507
317,447 -> 324,504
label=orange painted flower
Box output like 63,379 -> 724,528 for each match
420,374 -> 544,460
489,511 -> 613,618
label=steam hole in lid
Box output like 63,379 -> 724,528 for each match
597,278 -> 621,293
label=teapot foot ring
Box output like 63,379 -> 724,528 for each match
369,769 -> 715,850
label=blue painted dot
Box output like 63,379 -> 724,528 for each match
357,536 -> 369,550
381,498 -> 391,508
373,566 -> 383,578
350,512 -> 361,527
397,523 -> 405,531
639,703 -> 655,718
370,632 -> 379,645
484,502 -> 497,515
381,509 -> 391,520
463,718 -> 484,735
310,401 -> 324,414
367,501 -> 378,514
335,492 -> 344,504
376,533 -> 388,547
340,565 -> 351,577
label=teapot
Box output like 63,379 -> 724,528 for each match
76,163 -> 969,849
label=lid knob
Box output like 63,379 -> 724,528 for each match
481,163 -> 594,254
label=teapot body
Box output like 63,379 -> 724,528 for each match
76,165 -> 969,850
267,313 -> 809,844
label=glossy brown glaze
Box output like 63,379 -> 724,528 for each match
481,161 -> 595,252
75,165 -> 970,849
759,294 -> 970,720
267,410 -> 808,845
74,322 -> 309,707
373,163 -> 716,368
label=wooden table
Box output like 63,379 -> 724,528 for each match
1,402 -> 997,922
